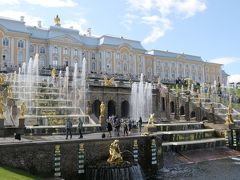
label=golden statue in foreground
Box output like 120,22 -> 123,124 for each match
147,113 -> 156,126
0,95 -> 5,119
225,100 -> 234,126
20,102 -> 27,118
107,140 -> 123,165
104,76 -> 114,86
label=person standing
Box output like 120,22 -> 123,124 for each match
107,121 -> 113,137
65,118 -> 72,139
123,121 -> 128,136
138,117 -> 142,133
128,120 -> 132,134
78,117 -> 84,138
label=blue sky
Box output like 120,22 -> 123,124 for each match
0,0 -> 239,81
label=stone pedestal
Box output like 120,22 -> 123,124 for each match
19,118 -> 25,128
99,116 -> 106,129
144,125 -> 157,134
0,118 -> 4,137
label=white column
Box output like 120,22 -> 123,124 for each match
59,47 -> 61,66
26,40 -> 29,62
153,60 -> 157,76
183,64 -> 186,77
103,51 -> 106,73
176,61 -> 179,78
11,38 -> 14,65
142,56 -> 146,75
49,45 -> 52,66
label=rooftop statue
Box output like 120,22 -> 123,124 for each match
54,15 -> 61,26
107,140 -> 123,165
104,76 -> 114,86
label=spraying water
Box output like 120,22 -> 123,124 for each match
130,74 -> 152,122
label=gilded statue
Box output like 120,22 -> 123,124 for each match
54,15 -> 61,26
0,74 -> 6,85
157,76 -> 161,85
100,101 -> 105,117
107,140 -> 123,165
7,87 -> 13,98
148,113 -> 155,126
225,97 -> 234,126
104,76 -> 114,86
51,68 -> 56,78
20,102 -> 27,118
0,96 -> 5,118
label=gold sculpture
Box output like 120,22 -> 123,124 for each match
7,87 -> 13,98
0,74 -> 6,85
54,15 -> 61,26
147,113 -> 156,126
225,98 -> 234,126
100,101 -> 105,117
51,68 -> 56,78
104,76 -> 114,86
20,101 -> 27,118
0,95 -> 5,119
107,140 -> 123,165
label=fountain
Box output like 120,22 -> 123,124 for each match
2,55 -> 98,133
130,74 -> 152,122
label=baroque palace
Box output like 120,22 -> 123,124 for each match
0,15 -> 228,119
0,16 -> 226,84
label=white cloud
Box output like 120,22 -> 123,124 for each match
0,0 -> 19,5
228,74 -> 240,83
142,17 -> 172,44
62,19 -> 87,33
209,57 -> 239,65
23,0 -> 77,7
121,14 -> 139,30
0,11 -> 42,26
124,0 -> 207,44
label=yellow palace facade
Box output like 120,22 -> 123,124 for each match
0,16 -> 225,84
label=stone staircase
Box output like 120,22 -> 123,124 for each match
154,121 -> 226,152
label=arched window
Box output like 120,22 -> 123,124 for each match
40,47 -> 45,54
64,48 -> 68,55
74,49 -> 78,56
18,40 -> 24,48
3,37 -> 9,47
30,45 -> 34,53
124,63 -> 128,72
17,51 -> 23,63
53,57 -> 58,66
92,62 -> 96,71
92,53 -> 95,60
54,47 -> 58,54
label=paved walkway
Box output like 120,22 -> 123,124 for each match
0,131 -> 143,145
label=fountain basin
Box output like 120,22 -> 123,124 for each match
85,162 -> 144,180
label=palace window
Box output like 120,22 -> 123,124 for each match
3,38 -> 9,47
74,49 -> 78,56
116,53 -> 120,59
54,47 -> 58,54
17,51 -> 23,63
2,55 -> 6,62
64,48 -> 68,55
18,40 -> 24,48
92,53 -> 95,60
124,63 -> 128,72
99,61 -> 102,71
30,45 -> 34,53
91,62 -> 96,71
40,47 -> 45,54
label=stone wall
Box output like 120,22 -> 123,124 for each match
0,135 -> 163,179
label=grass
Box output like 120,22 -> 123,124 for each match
0,166 -> 42,180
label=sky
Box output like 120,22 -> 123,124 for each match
0,0 -> 239,82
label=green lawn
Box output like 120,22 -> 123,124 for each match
0,166 -> 42,180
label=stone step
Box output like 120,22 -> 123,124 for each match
162,137 -> 226,146
157,128 -> 214,135
155,121 -> 204,131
